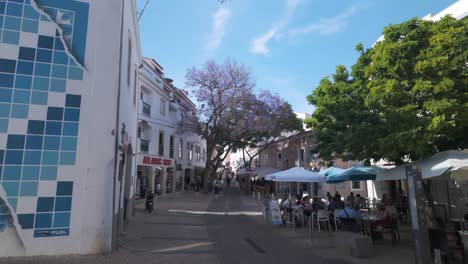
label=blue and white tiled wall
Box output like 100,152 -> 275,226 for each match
0,0 -> 88,238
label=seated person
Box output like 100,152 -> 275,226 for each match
374,203 -> 390,224
354,194 -> 365,210
337,201 -> 363,224
310,196 -> 326,216
371,203 -> 392,239
281,195 -> 292,212
302,196 -> 312,216
295,194 -> 304,207
381,193 -> 392,207
347,192 -> 355,205
328,196 -> 344,212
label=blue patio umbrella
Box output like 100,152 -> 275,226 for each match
318,166 -> 345,177
326,165 -> 385,183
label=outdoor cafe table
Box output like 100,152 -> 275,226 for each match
362,215 -> 384,236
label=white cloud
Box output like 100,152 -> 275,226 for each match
207,6 -> 232,52
289,5 -> 360,37
249,0 -> 301,56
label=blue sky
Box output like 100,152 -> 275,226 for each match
136,0 -> 456,113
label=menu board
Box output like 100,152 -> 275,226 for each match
270,201 -> 283,225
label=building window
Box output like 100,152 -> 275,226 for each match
195,145 -> 201,162
186,142 -> 193,161
160,99 -> 166,116
263,154 -> 269,166
140,139 -> 149,153
189,144 -> 193,161
351,181 -> 362,190
299,149 -> 305,166
142,102 -> 151,116
127,37 -> 132,86
169,136 -> 175,158
202,148 -> 206,162
158,131 -> 164,156
178,140 -> 183,159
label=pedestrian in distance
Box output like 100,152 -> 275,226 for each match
214,180 -> 220,199
226,176 -> 231,188
194,181 -> 200,201
144,191 -> 155,213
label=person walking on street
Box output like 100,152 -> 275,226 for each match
226,176 -> 231,188
194,181 -> 200,201
214,179 -> 220,199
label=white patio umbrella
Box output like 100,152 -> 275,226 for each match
236,167 -> 281,178
376,150 -> 468,181
265,167 -> 326,182
251,167 -> 281,179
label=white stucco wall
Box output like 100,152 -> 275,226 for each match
0,0 -> 140,256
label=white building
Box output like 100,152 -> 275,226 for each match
294,112 -> 311,131
0,0 -> 140,256
137,58 -> 205,197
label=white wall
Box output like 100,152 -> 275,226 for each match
0,0 -> 140,256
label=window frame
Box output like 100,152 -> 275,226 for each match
351,181 -> 362,191
142,101 -> 151,116
140,139 -> 149,153
158,131 -> 164,156
160,99 -> 166,116
178,140 -> 183,159
169,135 -> 175,159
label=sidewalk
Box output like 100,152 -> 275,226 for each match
0,191 -> 220,264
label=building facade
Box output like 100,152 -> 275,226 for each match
231,130 -> 368,198
0,0 -> 140,256
136,58 -> 205,198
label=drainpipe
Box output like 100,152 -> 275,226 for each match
111,0 -> 125,252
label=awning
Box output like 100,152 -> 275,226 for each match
376,150 -> 468,181
237,167 -> 281,178
318,166 -> 345,177
327,165 -> 385,183
265,167 -> 325,182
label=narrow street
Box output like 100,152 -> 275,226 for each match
1,186 -> 352,264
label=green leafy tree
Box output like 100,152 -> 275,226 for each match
306,16 -> 468,164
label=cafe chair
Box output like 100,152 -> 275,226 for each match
334,209 -> 343,231
372,217 -> 400,247
315,210 -> 331,232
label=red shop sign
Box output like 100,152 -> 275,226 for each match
151,158 -> 162,165
143,156 -> 151,164
163,159 -> 172,166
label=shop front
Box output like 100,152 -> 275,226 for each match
175,163 -> 184,192
136,154 -> 174,196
